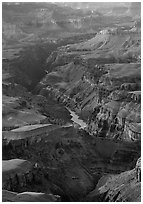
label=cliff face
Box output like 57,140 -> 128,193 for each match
85,158 -> 141,202
85,167 -> 141,202
2,159 -> 52,194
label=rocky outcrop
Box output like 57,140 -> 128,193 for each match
2,159 -> 63,201
85,167 -> 141,202
3,159 -> 43,192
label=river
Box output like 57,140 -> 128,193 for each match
67,108 -> 87,129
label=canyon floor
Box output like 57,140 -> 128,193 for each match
2,2 -> 141,202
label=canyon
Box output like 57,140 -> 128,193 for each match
2,2 -> 141,202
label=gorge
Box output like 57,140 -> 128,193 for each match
2,2 -> 141,202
